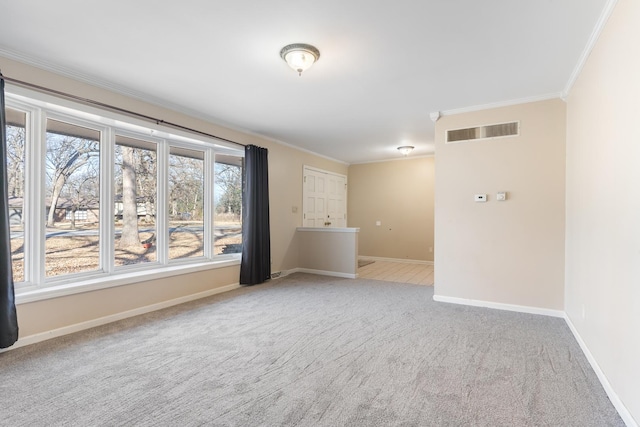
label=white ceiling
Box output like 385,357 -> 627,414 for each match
0,0 -> 610,164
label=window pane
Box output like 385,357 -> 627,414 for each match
45,119 -> 100,278
214,153 -> 243,255
114,136 -> 157,267
168,148 -> 204,260
6,108 -> 26,282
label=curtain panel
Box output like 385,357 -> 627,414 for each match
0,73 -> 19,348
239,145 -> 271,285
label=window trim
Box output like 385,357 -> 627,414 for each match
43,110 -> 108,280
14,258 -> 241,305
5,102 -> 31,283
5,86 -> 244,303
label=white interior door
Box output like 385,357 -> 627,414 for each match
327,174 -> 346,227
303,166 -> 347,227
303,170 -> 326,227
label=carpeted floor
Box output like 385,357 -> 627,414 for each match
0,273 -> 623,426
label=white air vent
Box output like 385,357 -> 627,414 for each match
446,121 -> 519,144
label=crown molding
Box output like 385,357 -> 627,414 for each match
439,92 -> 563,117
562,0 -> 619,98
0,47 -> 348,165
350,153 -> 434,166
256,133 -> 349,165
0,46 -> 195,115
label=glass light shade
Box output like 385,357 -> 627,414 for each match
397,146 -> 414,156
280,44 -> 320,76
284,51 -> 316,74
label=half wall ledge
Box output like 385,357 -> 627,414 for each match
296,227 -> 360,277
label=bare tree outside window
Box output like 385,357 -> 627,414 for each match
214,153 -> 243,255
5,94 -> 245,293
114,136 -> 157,267
168,148 -> 204,260
44,119 -> 100,278
6,108 -> 26,282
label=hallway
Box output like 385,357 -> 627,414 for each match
357,259 -> 434,286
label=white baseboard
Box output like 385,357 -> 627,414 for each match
2,283 -> 241,353
433,294 -> 564,318
289,267 -> 358,279
359,255 -> 434,265
4,275 -> 635,426
564,314 -> 637,427
433,293 -> 635,426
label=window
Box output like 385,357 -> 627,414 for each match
45,119 -> 101,278
6,107 -> 26,283
65,209 -> 88,221
114,135 -> 158,267
4,90 -> 243,296
168,147 -> 205,260
214,153 -> 243,255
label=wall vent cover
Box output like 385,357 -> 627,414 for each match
446,121 -> 519,143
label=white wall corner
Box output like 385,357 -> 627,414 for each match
563,314 -> 638,427
431,293 -> 636,425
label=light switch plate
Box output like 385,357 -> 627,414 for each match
496,192 -> 507,201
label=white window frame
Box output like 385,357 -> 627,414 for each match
113,129 -> 163,271
42,110 -> 109,283
5,86 -> 244,304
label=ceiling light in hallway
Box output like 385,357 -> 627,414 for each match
397,146 -> 414,156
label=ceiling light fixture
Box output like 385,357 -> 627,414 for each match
397,146 -> 415,156
280,43 -> 320,76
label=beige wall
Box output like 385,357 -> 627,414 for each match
348,157 -> 434,261
1,56 -> 347,339
565,0 -> 640,422
266,143 -> 348,272
434,99 -> 566,309
17,267 -> 239,337
297,228 -> 358,276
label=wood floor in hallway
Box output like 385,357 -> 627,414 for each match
357,259 -> 434,286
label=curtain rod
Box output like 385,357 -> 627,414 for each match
0,73 -> 246,148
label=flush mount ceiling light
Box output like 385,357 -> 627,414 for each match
280,43 -> 320,76
397,146 -> 415,156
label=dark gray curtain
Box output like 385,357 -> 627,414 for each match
0,73 -> 19,348
240,145 -> 271,285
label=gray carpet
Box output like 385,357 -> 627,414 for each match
0,273 -> 623,426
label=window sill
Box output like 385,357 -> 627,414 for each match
15,257 -> 241,305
